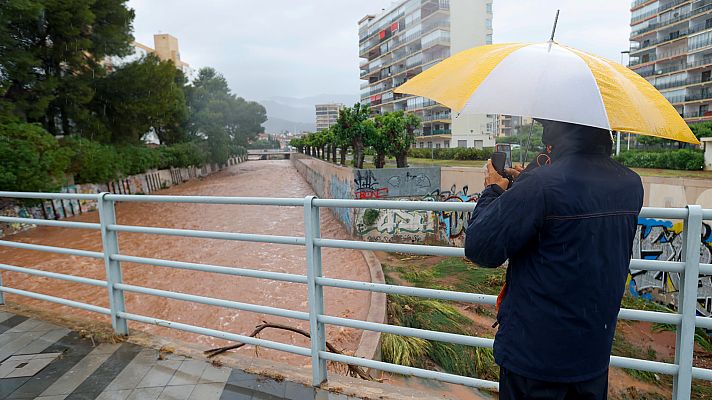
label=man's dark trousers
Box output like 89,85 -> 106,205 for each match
499,368 -> 608,400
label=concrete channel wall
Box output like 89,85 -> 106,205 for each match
0,156 -> 246,238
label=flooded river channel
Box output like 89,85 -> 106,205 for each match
0,160 -> 372,366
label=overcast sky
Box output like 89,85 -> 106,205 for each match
126,0 -> 632,102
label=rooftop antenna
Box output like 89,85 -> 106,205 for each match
549,9 -> 560,42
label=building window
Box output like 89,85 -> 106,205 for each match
474,140 -> 484,149
486,3 -> 492,13
419,142 -> 424,148
486,34 -> 493,45
457,140 -> 467,148
444,140 -> 450,148
427,141 -> 433,148
486,18 -> 492,29
436,143 -> 441,148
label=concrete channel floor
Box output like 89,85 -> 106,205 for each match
0,311 -> 359,400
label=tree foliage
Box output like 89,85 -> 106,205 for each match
334,103 -> 374,169
0,123 -> 71,192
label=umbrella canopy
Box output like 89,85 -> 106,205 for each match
394,42 -> 699,144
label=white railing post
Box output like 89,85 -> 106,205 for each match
673,204 -> 702,399
304,195 -> 327,386
98,193 -> 128,335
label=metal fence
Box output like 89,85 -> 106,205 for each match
0,191 -> 710,399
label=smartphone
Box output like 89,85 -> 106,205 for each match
494,144 -> 512,169
491,151 -> 508,177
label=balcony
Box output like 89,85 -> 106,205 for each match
655,74 -> 712,89
422,112 -> 451,121
631,0 -> 712,37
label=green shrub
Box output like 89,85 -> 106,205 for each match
0,122 -> 71,192
614,149 -> 703,170
407,147 -> 493,160
63,137 -> 123,184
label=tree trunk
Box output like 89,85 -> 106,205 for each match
340,147 -> 347,165
332,145 -> 338,163
353,139 -> 364,169
396,153 -> 408,168
375,152 -> 385,168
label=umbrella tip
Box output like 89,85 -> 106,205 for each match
549,10 -> 560,42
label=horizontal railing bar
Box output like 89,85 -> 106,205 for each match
609,356 -> 679,375
104,194 -> 305,206
696,315 -> 712,330
319,351 -> 499,390
618,308 -> 680,324
313,198 -> 477,212
629,259 -> 684,273
115,283 -> 309,321
315,238 -> 464,257
0,286 -> 110,315
108,224 -> 305,246
0,240 -> 104,259
0,191 -> 101,201
700,263 -> 712,275
316,276 -> 497,304
111,254 -> 308,284
118,312 -> 311,357
704,210 -> 712,220
639,207 -> 688,219
692,366 -> 712,381
0,216 -> 101,230
319,315 -> 494,348
0,263 -> 107,287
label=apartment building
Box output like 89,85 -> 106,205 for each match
629,0 -> 712,123
105,34 -> 194,80
315,103 -> 343,131
495,115 -> 534,137
359,0 -> 495,149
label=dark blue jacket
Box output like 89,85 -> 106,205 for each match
465,124 -> 643,382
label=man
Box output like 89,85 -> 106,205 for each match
465,120 -> 644,399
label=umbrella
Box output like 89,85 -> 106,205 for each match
394,41 -> 700,145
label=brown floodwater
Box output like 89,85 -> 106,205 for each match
0,160 -> 371,367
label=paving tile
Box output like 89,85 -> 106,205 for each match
0,330 -> 52,361
187,382 -> 224,400
226,369 -> 259,384
199,364 -> 231,383
66,343 -> 143,400
283,381 -> 315,400
0,316 -> 29,334
253,378 -> 286,398
16,329 -> 70,355
7,319 -> 45,333
4,355 -> 61,378
105,350 -> 157,391
217,383 -> 253,400
0,311 -> 16,323
95,389 -> 133,400
158,384 -> 194,400
167,360 -> 207,386
35,396 -> 68,400
250,392 -> 284,400
40,343 -> 120,396
326,394 -> 349,400
136,360 -> 182,388
127,387 -> 163,400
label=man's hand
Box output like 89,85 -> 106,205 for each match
506,165 -> 524,180
484,160 -> 510,191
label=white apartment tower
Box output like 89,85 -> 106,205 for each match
359,0 -> 495,149
629,0 -> 712,123
315,103 -> 343,131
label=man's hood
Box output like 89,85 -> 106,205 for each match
537,119 -> 613,159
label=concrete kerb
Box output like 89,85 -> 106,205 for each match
354,250 -> 387,371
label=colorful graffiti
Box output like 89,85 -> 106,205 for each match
354,170 -> 388,199
330,176 -> 353,228
629,218 -> 712,316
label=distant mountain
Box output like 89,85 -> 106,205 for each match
261,94 -> 358,133
263,117 -> 315,134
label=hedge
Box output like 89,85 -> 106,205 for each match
613,149 -> 704,170
408,147 -> 493,160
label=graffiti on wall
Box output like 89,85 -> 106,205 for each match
427,185 -> 479,245
355,205 -> 434,243
353,168 -> 440,199
629,218 -> 712,316
330,176 -> 353,228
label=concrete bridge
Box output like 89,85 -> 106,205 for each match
247,149 -> 293,160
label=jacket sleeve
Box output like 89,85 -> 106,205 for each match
464,172 -> 546,267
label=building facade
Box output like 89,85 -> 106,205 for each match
105,34 -> 194,80
629,0 -> 712,123
358,0 -> 495,149
315,103 -> 343,131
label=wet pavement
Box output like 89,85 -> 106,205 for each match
0,310 -> 364,400
0,161 -> 372,367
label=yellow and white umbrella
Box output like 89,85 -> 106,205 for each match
395,42 -> 700,144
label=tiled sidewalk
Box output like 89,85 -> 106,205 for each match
0,312 -> 356,400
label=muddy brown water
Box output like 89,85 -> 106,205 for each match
0,160 -> 371,367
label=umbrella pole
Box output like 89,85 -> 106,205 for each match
549,10 -> 560,41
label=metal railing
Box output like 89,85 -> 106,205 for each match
0,191 -> 710,399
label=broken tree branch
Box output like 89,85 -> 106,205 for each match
204,322 -> 373,381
